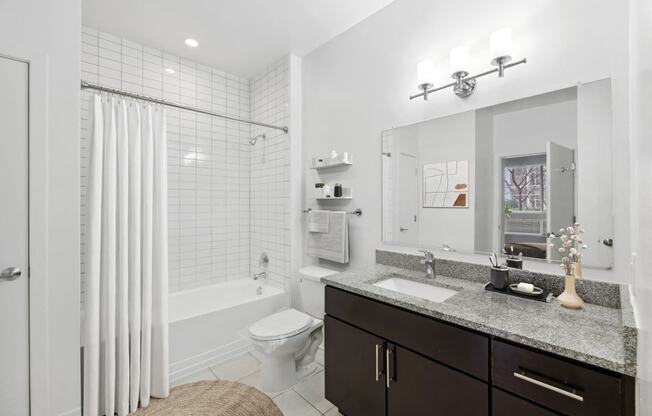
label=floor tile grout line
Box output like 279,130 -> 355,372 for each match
275,389 -> 323,415
291,369 -> 333,415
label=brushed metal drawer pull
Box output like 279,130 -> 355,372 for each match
386,348 -> 392,388
375,344 -> 381,381
514,372 -> 584,402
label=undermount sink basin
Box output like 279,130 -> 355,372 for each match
373,277 -> 457,303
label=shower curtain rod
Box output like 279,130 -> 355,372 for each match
81,81 -> 289,134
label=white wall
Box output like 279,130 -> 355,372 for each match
629,0 -> 652,410
474,109 -> 494,252
0,1 -> 81,415
491,89 -> 577,159
302,0 -> 630,283
382,111 -> 475,251
416,111 -> 476,251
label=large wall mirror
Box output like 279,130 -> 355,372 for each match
382,79 -> 614,268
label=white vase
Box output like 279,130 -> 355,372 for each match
557,274 -> 584,309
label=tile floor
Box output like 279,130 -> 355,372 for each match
171,349 -> 343,416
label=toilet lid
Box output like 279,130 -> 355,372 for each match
248,309 -> 313,341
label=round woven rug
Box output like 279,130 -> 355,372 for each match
133,380 -> 283,416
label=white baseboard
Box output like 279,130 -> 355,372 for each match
169,339 -> 254,382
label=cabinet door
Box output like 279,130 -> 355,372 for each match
387,344 -> 488,416
325,316 -> 386,416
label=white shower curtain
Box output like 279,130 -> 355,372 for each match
84,95 -> 169,416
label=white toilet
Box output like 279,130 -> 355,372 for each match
247,266 -> 338,393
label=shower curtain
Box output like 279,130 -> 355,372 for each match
83,95 -> 169,416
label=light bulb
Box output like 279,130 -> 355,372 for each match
490,28 -> 513,61
449,46 -> 469,75
416,59 -> 436,88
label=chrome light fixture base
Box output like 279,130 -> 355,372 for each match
418,83 -> 434,100
491,55 -> 512,77
451,71 -> 476,98
409,57 -> 526,101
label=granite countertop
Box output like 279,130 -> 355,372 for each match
322,264 -> 637,377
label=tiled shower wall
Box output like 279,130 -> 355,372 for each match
80,27 -> 267,300
250,58 -> 291,289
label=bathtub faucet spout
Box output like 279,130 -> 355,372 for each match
253,271 -> 267,280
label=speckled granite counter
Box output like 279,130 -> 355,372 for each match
322,264 -> 637,376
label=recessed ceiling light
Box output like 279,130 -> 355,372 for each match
165,68 -> 176,74
185,38 -> 199,47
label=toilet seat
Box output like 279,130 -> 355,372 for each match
248,309 -> 313,341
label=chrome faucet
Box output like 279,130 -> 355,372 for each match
419,250 -> 436,278
253,252 -> 269,281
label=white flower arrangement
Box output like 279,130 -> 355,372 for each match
548,223 -> 588,276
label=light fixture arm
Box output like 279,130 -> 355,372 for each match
410,57 -> 527,100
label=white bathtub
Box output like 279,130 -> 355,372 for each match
169,280 -> 288,381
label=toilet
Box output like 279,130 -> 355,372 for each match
247,266 -> 338,393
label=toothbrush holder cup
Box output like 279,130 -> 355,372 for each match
491,267 -> 509,290
506,258 -> 523,269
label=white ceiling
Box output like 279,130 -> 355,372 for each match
82,0 -> 396,78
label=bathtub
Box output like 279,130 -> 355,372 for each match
168,279 -> 288,381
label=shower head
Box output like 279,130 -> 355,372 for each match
249,133 -> 266,145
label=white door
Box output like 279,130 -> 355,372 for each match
546,141 -> 575,262
396,152 -> 418,243
577,79 -> 613,267
0,56 -> 30,416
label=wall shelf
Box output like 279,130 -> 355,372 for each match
316,196 -> 353,201
311,152 -> 353,169
310,161 -> 353,170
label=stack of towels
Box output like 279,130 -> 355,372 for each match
307,210 -> 349,264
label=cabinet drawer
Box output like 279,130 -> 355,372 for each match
492,340 -> 622,416
492,388 -> 559,416
325,286 -> 489,380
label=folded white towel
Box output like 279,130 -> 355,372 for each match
307,211 -> 349,264
308,210 -> 330,233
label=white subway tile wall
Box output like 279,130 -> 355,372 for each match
80,27 -> 291,301
250,58 -> 291,289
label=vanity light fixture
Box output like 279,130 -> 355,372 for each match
416,59 -> 436,100
185,38 -> 199,47
449,46 -> 476,98
410,28 -> 527,100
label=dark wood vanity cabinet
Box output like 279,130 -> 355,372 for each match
325,316 -> 488,416
325,287 -> 489,416
324,286 -> 634,416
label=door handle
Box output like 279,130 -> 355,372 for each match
399,227 -> 408,232
514,372 -> 584,402
375,344 -> 382,381
0,267 -> 22,281
385,348 -> 392,388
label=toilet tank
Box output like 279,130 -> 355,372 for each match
298,266 -> 339,319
